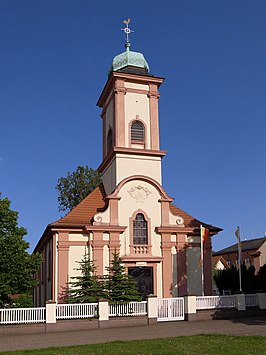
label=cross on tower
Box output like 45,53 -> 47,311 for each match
121,18 -> 134,45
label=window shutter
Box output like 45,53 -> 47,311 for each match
131,121 -> 145,142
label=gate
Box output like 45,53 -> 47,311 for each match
157,297 -> 184,321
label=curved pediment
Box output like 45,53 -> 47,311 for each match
108,175 -> 173,202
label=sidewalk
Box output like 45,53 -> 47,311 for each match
1,317 -> 266,352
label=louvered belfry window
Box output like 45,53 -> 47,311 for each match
133,213 -> 148,244
131,120 -> 145,142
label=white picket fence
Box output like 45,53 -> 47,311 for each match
0,307 -> 45,325
0,294 -> 262,325
245,294 -> 258,307
196,295 -> 236,310
109,301 -> 147,317
56,303 -> 98,319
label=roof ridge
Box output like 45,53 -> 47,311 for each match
214,236 -> 266,255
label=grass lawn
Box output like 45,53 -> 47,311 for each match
2,335 -> 266,355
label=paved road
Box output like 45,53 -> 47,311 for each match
1,317 -> 266,352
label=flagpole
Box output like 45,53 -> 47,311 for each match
235,226 -> 242,293
200,225 -> 204,296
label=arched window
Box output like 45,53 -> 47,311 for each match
133,213 -> 148,244
131,120 -> 145,142
107,128 -> 113,153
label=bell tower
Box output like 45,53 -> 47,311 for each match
97,20 -> 166,195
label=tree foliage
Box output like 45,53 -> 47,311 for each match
214,265 -> 239,294
256,264 -> 266,292
66,253 -> 105,303
10,293 -> 34,308
0,194 -> 42,307
105,251 -> 141,303
214,264 -> 264,294
66,252 -> 141,304
56,165 -> 102,212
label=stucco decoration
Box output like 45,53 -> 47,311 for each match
128,185 -> 152,203
169,209 -> 184,226
93,213 -> 102,224
93,207 -> 110,225
176,216 -> 184,225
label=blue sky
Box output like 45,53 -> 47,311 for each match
0,0 -> 265,253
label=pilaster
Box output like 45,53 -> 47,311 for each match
114,78 -> 126,147
148,83 -> 160,150
101,108 -> 107,159
52,233 -> 57,302
203,235 -> 212,295
109,231 -> 121,259
109,196 -> 120,225
57,232 -> 69,300
176,234 -> 188,296
161,233 -> 173,297
92,231 -> 105,275
160,199 -> 170,226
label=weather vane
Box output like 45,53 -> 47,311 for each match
121,18 -> 134,46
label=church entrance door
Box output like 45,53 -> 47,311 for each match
128,267 -> 153,299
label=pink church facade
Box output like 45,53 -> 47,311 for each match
34,39 -> 221,306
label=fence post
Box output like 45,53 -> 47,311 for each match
98,300 -> 109,328
257,293 -> 266,309
46,300 -> 57,324
236,293 -> 246,311
147,295 -> 158,325
184,295 -> 196,321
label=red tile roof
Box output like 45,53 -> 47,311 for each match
50,184 -> 107,227
169,204 -> 221,232
34,185 -> 221,253
50,188 -> 220,232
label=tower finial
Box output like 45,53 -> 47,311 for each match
121,18 -> 134,49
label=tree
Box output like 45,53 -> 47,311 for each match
66,253 -> 105,303
214,264 -> 257,294
56,165 -> 102,212
105,251 -> 141,303
10,294 -> 34,308
0,194 -> 42,307
214,266 -> 239,294
256,264 -> 266,292
242,264 -> 256,294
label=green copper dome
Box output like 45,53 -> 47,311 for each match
109,43 -> 150,75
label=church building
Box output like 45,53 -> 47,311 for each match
34,23 -> 221,306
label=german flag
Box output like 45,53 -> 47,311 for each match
201,225 -> 209,243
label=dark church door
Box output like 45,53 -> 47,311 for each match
128,267 -> 153,299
